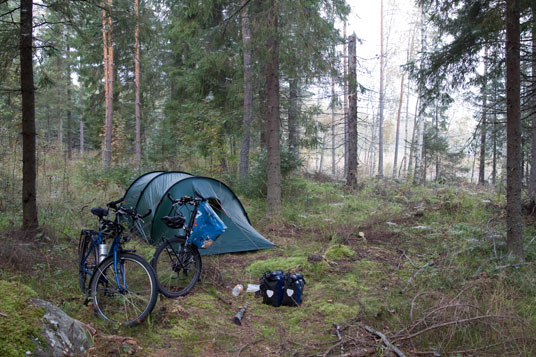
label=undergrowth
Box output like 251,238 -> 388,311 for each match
0,156 -> 535,355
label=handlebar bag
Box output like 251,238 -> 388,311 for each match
189,201 -> 227,249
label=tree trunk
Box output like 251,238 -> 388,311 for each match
505,0 -> 524,260
343,22 -> 349,178
20,0 -> 38,230
492,109 -> 497,185
102,0 -> 113,169
435,103 -> 439,181
239,0 -> 253,181
80,120 -> 84,156
478,47 -> 488,185
407,97 -> 419,179
56,57 -> 63,152
378,0 -> 385,177
367,112 -> 376,176
134,0 -> 142,170
319,130 -> 326,173
66,37 -> 72,161
288,79 -> 298,156
414,7 -> 426,185
393,71 -> 405,178
529,3 -> 536,199
414,115 -> 425,184
346,34 -> 358,188
402,28 -> 416,178
331,70 -> 336,176
266,0 -> 281,216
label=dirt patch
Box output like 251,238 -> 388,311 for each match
0,226 -> 65,274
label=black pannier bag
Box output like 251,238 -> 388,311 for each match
281,273 -> 306,306
259,270 -> 285,307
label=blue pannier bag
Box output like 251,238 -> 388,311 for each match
259,270 -> 285,307
188,201 -> 227,249
282,273 -> 305,306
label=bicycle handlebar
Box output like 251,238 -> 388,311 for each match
167,193 -> 203,205
121,207 -> 151,220
107,198 -> 124,210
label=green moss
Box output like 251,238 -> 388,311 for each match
325,244 -> 356,260
245,257 -> 310,278
0,280 -> 44,357
166,317 -> 199,340
167,324 -> 192,339
183,293 -> 218,311
315,302 -> 359,323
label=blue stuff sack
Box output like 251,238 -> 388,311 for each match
259,270 -> 285,307
282,273 -> 306,306
189,201 -> 227,249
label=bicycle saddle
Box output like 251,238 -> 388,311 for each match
91,207 -> 109,218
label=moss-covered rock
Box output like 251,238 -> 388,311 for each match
325,244 -> 356,260
0,280 -> 43,357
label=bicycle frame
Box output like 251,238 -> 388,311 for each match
82,228 -> 132,294
167,198 -> 202,246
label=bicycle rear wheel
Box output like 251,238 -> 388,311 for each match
90,253 -> 158,326
78,230 -> 98,294
151,237 -> 202,298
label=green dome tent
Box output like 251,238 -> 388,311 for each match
122,171 -> 275,255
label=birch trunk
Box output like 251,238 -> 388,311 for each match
393,73 -> 405,178
346,34 -> 358,188
414,7 -> 426,185
378,0 -> 385,177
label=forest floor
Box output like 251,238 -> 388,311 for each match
1,161 -> 536,356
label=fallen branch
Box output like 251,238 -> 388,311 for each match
321,338 -> 351,357
200,287 -> 231,305
409,291 -> 442,321
398,303 -> 483,337
394,314 -> 512,342
0,312 -> 7,317
96,333 -> 136,345
334,348 -> 376,357
402,260 -> 434,292
362,324 -> 406,357
237,338 -> 262,356
525,236 -> 536,251
333,323 -> 344,355
491,263 -> 530,273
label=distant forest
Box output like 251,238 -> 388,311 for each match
1,0 -> 534,259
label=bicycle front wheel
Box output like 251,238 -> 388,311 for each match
151,237 -> 202,298
90,253 -> 158,326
